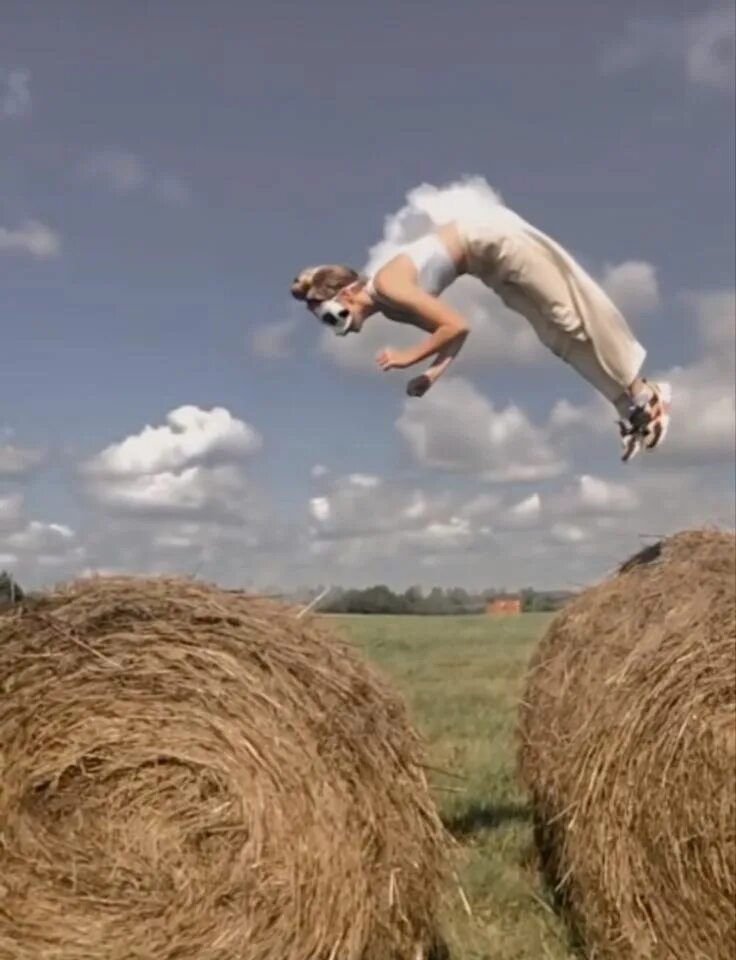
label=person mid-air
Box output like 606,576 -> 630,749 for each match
291,204 -> 671,462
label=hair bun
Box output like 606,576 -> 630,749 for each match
290,269 -> 317,302
290,265 -> 360,304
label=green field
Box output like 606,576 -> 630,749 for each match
326,613 -> 575,960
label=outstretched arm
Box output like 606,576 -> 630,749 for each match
374,271 -> 470,371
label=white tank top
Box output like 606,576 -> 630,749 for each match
367,232 -> 457,323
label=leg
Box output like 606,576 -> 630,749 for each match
553,335 -> 671,461
463,223 -> 671,458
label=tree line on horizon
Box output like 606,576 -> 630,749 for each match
1,572 -> 575,617
312,584 -> 574,615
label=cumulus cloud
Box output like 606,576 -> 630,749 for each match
65,405 -> 288,587
506,493 -> 542,527
308,473 -> 438,542
0,220 -> 61,259
297,454 -> 731,590
550,522 -> 588,544
577,473 -> 639,511
86,464 -> 255,521
1,68 -> 32,118
602,260 -> 660,317
304,469 -> 480,573
602,7 -> 735,94
250,318 -> 300,359
84,406 -> 262,479
549,399 -> 589,431
0,497 -> 84,577
656,290 -> 736,461
396,376 -> 567,482
83,414 -> 265,523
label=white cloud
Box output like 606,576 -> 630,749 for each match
549,399 -> 588,431
58,406 -> 289,589
0,220 -> 61,259
403,491 -> 429,520
348,473 -> 381,489
550,522 -> 588,544
577,474 -> 639,511
307,470 -> 454,545
651,290 -> 735,461
295,456 -> 726,590
421,517 -> 473,548
1,68 -> 31,118
86,464 -> 252,520
311,464 -> 329,479
602,260 -> 660,317
0,507 -> 84,577
81,149 -> 147,192
84,406 -> 262,478
250,318 -> 300,359
299,469 -> 586,583
506,493 -> 542,526
309,496 -> 331,522
0,444 -> 46,478
602,8 -> 735,94
396,376 -> 567,482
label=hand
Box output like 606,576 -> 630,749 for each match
406,374 -> 432,397
377,348 -> 412,371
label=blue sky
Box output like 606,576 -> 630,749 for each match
1,0 -> 734,592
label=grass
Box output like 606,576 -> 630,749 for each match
324,613 -> 575,960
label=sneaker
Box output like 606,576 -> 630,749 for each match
619,381 -> 672,462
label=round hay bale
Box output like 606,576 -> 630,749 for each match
0,576 -> 451,960
518,529 -> 736,960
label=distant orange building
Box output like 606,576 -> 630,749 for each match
486,596 -> 522,615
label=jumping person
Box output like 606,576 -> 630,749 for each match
290,205 -> 671,461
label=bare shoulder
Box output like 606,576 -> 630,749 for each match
372,253 -> 417,299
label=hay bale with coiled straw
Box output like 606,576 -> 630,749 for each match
518,529 -> 736,960
0,576 -> 450,960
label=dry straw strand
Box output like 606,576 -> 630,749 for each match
518,529 -> 736,960
0,575 -> 451,960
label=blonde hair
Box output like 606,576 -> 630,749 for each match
290,265 -> 361,304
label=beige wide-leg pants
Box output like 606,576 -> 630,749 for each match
458,211 -> 647,405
